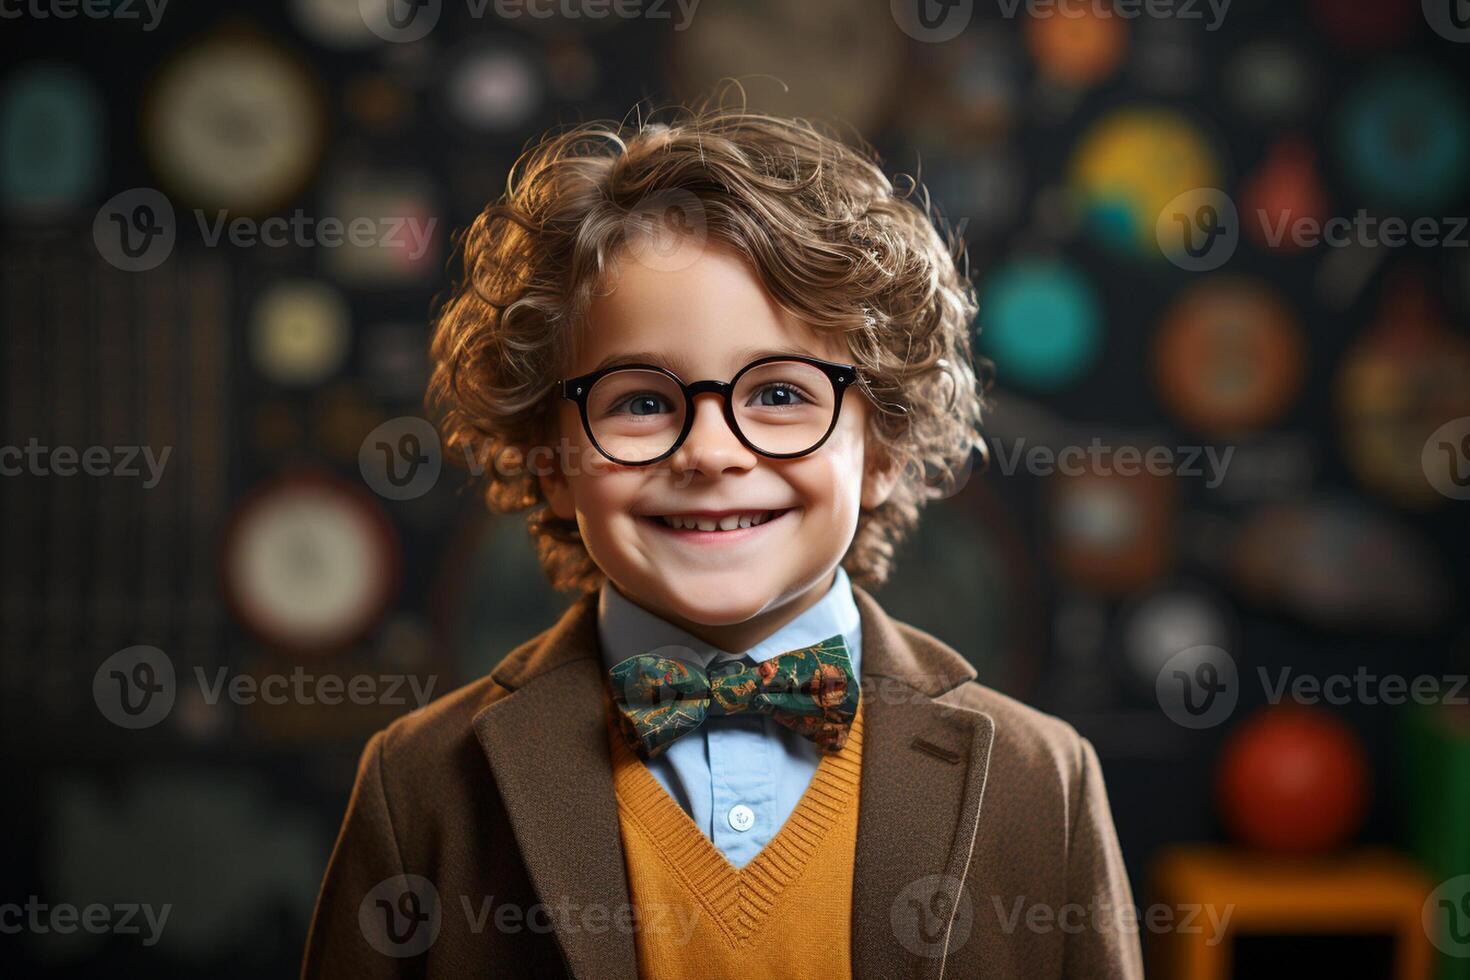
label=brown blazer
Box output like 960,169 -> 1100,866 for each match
302,584 -> 1144,979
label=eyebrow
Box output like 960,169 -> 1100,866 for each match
587,345 -> 831,375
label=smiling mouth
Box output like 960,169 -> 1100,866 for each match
641,507 -> 797,538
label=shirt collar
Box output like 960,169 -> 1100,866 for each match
596,565 -> 863,679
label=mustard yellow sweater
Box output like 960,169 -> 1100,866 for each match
603,697 -> 865,980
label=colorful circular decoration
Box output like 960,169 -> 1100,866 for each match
441,37 -> 544,134
1336,64 -> 1470,213
0,62 -> 102,215
222,472 -> 400,652
978,258 -> 1102,391
1336,272 -> 1470,509
1069,108 -> 1222,259
1216,704 -> 1371,854
1120,584 -> 1234,690
143,32 -> 326,215
1024,4 -> 1127,87
1049,464 -> 1176,596
1153,277 -> 1305,436
250,280 -> 351,386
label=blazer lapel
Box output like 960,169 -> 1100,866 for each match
850,585 -> 996,980
471,591 -> 639,980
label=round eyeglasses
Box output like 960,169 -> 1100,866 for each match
560,354 -> 860,466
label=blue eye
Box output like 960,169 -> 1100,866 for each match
614,394 -> 673,416
752,383 -> 810,407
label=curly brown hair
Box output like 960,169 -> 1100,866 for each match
428,98 -> 987,595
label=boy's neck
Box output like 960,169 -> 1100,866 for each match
610,567 -> 839,655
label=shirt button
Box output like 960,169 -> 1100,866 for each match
727,804 -> 755,832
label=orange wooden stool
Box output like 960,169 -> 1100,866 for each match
1149,846 -> 1434,980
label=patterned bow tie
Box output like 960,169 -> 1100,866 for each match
607,635 -> 860,760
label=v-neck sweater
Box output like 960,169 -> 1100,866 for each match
603,692 -> 864,979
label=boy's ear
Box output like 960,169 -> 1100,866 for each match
538,465 -> 576,521
534,424 -> 577,521
861,447 -> 904,511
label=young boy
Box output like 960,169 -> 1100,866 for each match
303,105 -> 1143,979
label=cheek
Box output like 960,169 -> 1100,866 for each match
566,471 -> 644,571
793,426 -> 867,520
568,468 -> 642,518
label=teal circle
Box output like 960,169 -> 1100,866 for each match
0,63 -> 103,213
1082,199 -> 1141,255
978,260 -> 1102,390
1337,64 -> 1470,212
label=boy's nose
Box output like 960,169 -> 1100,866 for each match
669,393 -> 755,474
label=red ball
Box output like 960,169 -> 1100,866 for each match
1215,704 -> 1371,853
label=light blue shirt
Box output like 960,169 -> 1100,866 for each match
596,565 -> 863,869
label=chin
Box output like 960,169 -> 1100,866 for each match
648,575 -> 774,626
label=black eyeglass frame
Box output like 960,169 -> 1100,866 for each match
560,353 -> 860,466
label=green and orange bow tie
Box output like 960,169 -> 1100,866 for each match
607,635 -> 860,760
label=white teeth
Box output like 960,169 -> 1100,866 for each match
657,510 -> 781,531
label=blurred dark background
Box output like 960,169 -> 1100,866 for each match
2,0 -> 1470,976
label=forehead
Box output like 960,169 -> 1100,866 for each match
575,242 -> 850,377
